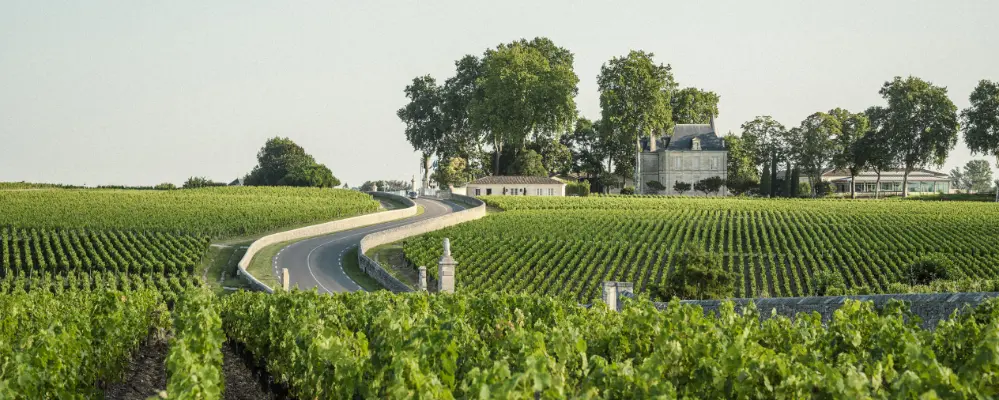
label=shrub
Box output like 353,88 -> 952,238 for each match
620,187 -> 635,195
811,270 -> 847,296
154,183 -> 177,190
649,242 -> 733,301
797,182 -> 812,198
566,181 -> 591,197
904,256 -> 954,286
673,181 -> 691,195
646,181 -> 666,194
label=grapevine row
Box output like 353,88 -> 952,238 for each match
405,197 -> 999,300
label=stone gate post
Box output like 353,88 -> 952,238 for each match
437,238 -> 456,293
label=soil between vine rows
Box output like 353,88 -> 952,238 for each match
102,338 -> 292,399
104,337 -> 168,400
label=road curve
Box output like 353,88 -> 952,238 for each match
273,198 -> 462,293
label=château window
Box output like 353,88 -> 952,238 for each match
692,138 -> 701,151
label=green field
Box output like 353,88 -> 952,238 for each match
404,196 -> 999,300
0,187 -> 379,282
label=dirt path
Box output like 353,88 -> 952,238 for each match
222,341 -> 293,400
104,338 -> 168,399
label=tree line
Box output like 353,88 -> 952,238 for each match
400,37 -> 999,200
397,39 -> 720,193
730,78 -> 999,200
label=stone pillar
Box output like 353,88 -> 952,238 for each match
437,238 -> 456,293
418,266 -> 427,291
602,281 -> 635,311
281,268 -> 290,291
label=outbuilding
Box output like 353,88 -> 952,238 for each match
466,176 -> 566,197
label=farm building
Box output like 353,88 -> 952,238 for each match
814,168 -> 951,195
466,176 -> 566,197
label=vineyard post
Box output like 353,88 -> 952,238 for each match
418,266 -> 427,291
437,238 -> 456,293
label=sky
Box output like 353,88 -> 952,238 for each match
1,0 -> 997,187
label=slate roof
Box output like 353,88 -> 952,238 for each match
666,124 -> 725,151
468,176 -> 565,185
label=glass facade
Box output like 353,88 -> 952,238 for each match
835,180 -> 948,193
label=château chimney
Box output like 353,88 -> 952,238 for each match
709,116 -> 716,133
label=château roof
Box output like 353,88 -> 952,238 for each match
666,124 -> 725,151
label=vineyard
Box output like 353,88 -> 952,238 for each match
0,283 -> 223,398
0,186 -> 379,237
403,196 -> 999,300
221,290 -> 999,398
0,187 -> 379,281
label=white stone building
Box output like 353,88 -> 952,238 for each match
638,119 -> 728,195
466,176 -> 566,197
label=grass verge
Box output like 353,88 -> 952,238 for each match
342,247 -> 385,291
366,243 -> 420,287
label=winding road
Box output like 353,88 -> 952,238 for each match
272,198 -> 463,293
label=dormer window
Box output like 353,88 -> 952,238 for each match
691,137 -> 701,151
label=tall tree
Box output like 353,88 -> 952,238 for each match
440,55 -> 484,164
859,107 -> 900,198
949,167 -> 969,192
961,79 -> 999,201
566,117 -> 606,179
722,134 -> 759,195
397,76 -> 446,188
598,50 -> 675,193
791,113 -> 841,197
740,116 -> 787,197
963,159 -> 994,193
243,137 -> 340,188
671,87 -> 720,124
471,38 -> 579,175
829,108 -> 871,198
870,76 -> 959,197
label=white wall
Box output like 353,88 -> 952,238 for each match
466,183 -> 565,196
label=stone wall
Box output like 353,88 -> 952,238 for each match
659,292 -> 999,329
358,193 -> 487,293
237,192 -> 418,293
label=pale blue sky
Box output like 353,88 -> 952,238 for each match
1,0 -> 997,186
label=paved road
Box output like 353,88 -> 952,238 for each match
273,198 -> 462,293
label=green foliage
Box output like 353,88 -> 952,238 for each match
619,187 -> 635,195
650,242 -> 732,300
182,177 -> 223,189
797,181 -> 811,198
963,159 -> 994,193
672,181 -> 691,195
0,187 -> 378,238
811,270 -> 847,296
905,256 -> 955,286
598,50 -> 675,151
244,137 -> 340,188
961,80 -> 999,185
565,181 -> 590,197
870,76 -> 960,196
507,149 -> 548,177
472,38 -> 579,175
670,87 -> 719,124
155,182 -> 177,190
221,290 -> 999,399
162,289 -> 224,399
693,176 -> 724,195
0,288 -> 167,398
645,180 -> 665,194
432,157 -> 471,188
406,196 -> 999,300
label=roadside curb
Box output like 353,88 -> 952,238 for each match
236,192 -> 417,293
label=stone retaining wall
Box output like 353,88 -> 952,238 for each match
358,194 -> 486,293
237,192 -> 417,293
661,292 -> 999,329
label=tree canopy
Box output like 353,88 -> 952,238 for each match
869,76 -> 959,197
961,79 -> 999,201
671,87 -> 720,124
244,137 -> 340,188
